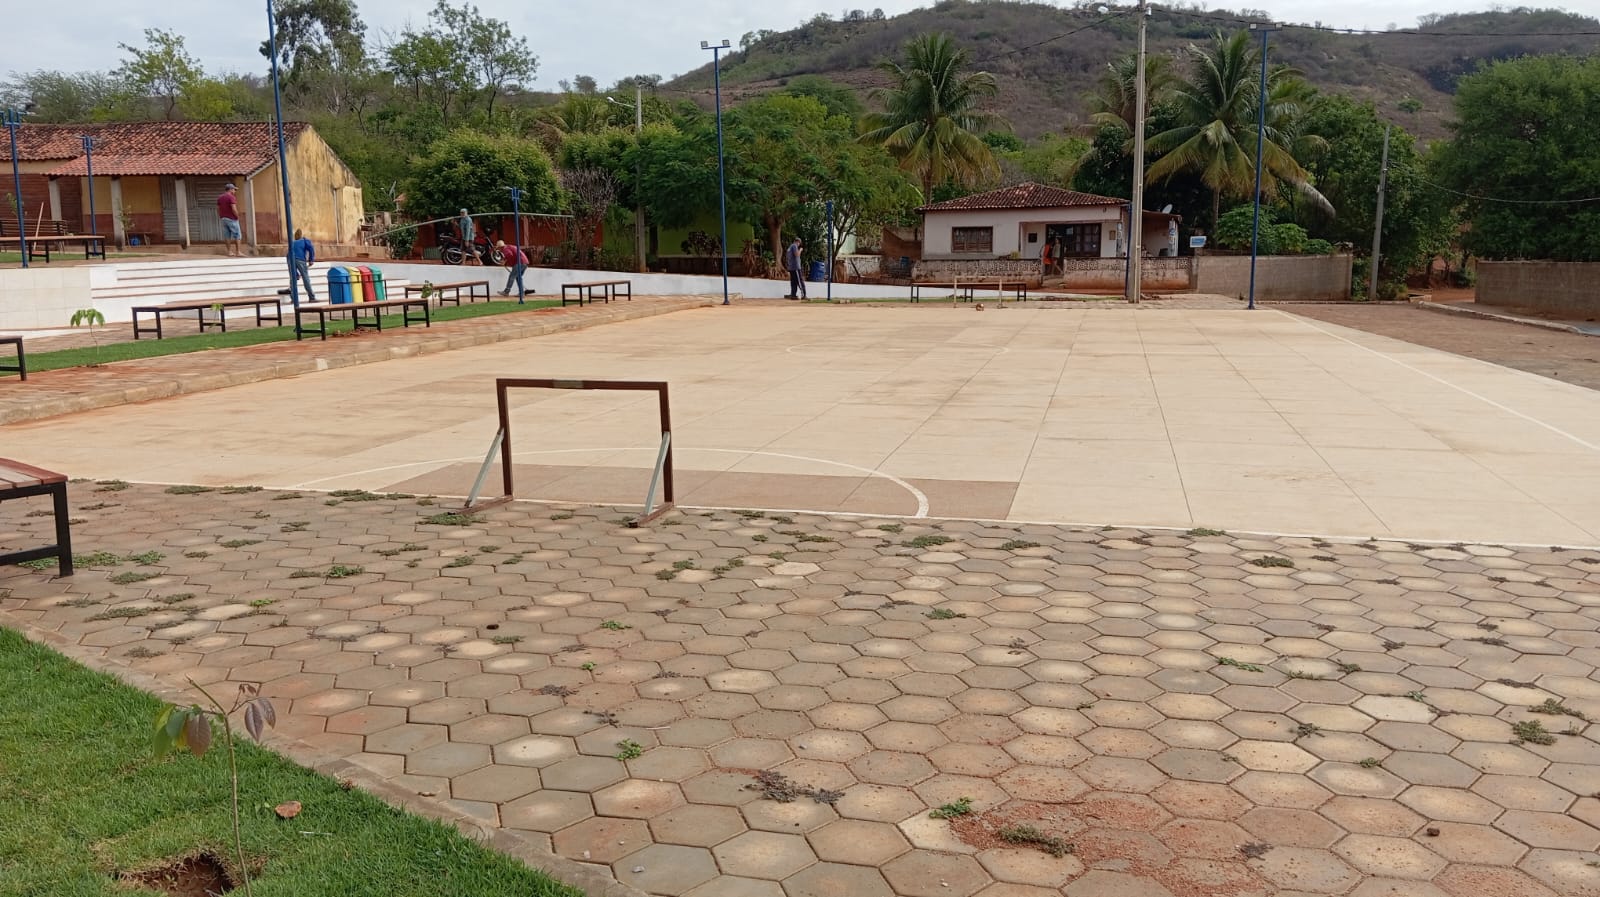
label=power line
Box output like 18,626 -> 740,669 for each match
1405,170 -> 1600,205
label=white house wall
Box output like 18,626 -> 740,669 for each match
926,207 -> 1182,260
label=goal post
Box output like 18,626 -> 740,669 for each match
460,378 -> 674,525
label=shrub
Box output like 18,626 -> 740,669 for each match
1271,223 -> 1310,254
1305,238 -> 1335,255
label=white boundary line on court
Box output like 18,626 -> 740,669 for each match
288,447 -> 932,518
1288,313 -> 1600,454
785,341 -> 1012,355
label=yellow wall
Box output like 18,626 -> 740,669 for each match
271,128 -> 364,244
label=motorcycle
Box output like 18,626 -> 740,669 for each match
438,230 -> 504,266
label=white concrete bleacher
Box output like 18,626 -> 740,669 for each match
86,257 -> 409,324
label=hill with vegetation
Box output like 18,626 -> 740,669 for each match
666,2 -> 1600,141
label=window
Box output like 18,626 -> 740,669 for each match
951,226 -> 993,254
1052,223 -> 1101,257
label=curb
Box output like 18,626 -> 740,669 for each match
1415,300 -> 1591,336
0,608 -> 652,897
0,300 -> 712,427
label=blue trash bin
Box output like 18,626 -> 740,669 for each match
808,260 -> 827,282
327,266 -> 353,304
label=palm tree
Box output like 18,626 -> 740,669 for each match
859,33 -> 1004,199
1145,30 -> 1331,229
1086,52 -> 1178,134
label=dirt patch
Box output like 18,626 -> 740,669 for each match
1283,303 -> 1600,391
120,853 -> 234,897
949,800 -> 1084,854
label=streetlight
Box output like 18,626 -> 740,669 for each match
606,90 -> 648,274
701,39 -> 731,306
1246,22 -> 1283,311
3,108 -> 29,269
267,0 -> 298,306
81,135 -> 96,239
507,185 -> 524,303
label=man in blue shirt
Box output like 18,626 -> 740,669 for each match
290,229 -> 315,303
785,237 -> 805,300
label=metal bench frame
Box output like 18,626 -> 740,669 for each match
294,298 -> 432,341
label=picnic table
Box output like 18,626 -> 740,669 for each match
294,297 -> 431,341
0,458 -> 73,575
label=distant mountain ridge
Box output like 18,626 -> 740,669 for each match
665,2 -> 1600,141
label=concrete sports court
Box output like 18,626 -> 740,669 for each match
8,303 -> 1600,546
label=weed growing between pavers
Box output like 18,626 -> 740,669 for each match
165,485 -> 214,495
996,824 -> 1073,858
615,740 -> 645,761
929,797 -> 974,819
1530,698 -> 1590,721
745,770 -> 841,804
1511,719 -> 1557,746
421,512 -> 476,526
1215,656 -> 1264,673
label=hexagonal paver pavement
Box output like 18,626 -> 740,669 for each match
5,486 -> 1600,897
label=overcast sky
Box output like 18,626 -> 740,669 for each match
7,1 -> 1600,91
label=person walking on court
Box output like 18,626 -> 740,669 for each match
218,183 -> 242,256
289,229 -> 315,303
785,237 -> 806,300
457,209 -> 479,265
496,239 -> 529,303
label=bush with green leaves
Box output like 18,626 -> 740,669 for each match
1212,205 -> 1276,253
1271,222 -> 1310,254
405,130 -> 560,225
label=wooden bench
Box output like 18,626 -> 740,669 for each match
131,297 -> 284,340
0,458 -> 73,576
561,280 -> 632,306
294,297 -> 431,341
0,219 -> 107,263
0,336 -> 23,380
910,281 -> 1031,303
405,280 -> 490,306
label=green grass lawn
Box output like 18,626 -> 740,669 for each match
0,251 -> 155,264
0,628 -> 580,897
16,300 -> 560,375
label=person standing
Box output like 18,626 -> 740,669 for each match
289,229 -> 316,303
785,237 -> 806,300
457,209 -> 478,265
495,239 -> 529,302
1040,237 -> 1053,278
218,183 -> 242,256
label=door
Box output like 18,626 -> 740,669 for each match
188,178 -> 232,243
160,178 -> 180,241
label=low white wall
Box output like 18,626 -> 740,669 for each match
0,266 -> 94,330
375,263 -> 910,300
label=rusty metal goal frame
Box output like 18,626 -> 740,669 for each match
461,378 -> 674,525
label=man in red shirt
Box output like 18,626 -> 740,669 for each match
495,239 -> 529,303
217,184 -> 242,257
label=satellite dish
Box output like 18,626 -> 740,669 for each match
1161,204 -> 1173,214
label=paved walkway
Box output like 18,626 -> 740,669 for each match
0,297 -> 711,425
4,486 -> 1599,897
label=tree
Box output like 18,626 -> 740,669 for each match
560,167 -> 617,266
1086,52 -> 1179,133
781,75 -> 863,120
999,134 -> 1091,186
1145,30 -> 1331,230
629,122 -> 720,230
0,71 -> 121,122
1294,95 -> 1453,288
114,29 -> 204,120
728,95 -> 841,260
859,32 -> 1003,199
431,0 -> 536,118
260,0 -> 370,115
384,29 -> 469,124
1433,55 -> 1600,260
405,130 -> 560,224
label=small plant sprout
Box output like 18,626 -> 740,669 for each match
69,308 -> 107,364
615,739 -> 645,761
599,620 -> 630,631
153,682 -> 276,897
929,797 -> 974,819
1216,656 -> 1264,673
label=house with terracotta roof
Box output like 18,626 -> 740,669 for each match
919,182 -> 1181,262
1,121 -> 362,250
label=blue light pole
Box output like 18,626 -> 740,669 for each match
3,109 -> 28,269
825,199 -> 834,302
1246,22 -> 1281,311
81,135 -> 96,237
267,0 -> 298,305
508,185 -> 524,303
701,39 -> 731,306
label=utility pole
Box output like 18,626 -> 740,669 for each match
701,39 -> 732,306
1368,124 -> 1391,302
1127,0 -> 1148,304
1245,22 -> 1282,311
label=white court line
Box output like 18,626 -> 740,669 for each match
1288,313 -> 1600,454
290,446 -> 932,518
785,342 -> 1011,355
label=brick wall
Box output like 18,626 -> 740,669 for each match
913,258 -> 1040,282
1193,254 -> 1353,301
1477,261 -> 1600,315
1058,257 -> 1193,291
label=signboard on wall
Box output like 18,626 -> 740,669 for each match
1189,236 -> 1208,249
